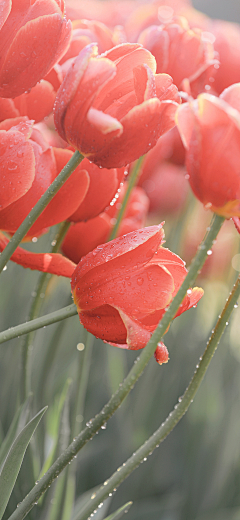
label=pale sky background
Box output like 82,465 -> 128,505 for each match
192,0 -> 240,22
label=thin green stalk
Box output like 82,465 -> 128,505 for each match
0,151 -> 83,274
60,332 -> 94,520
72,332 -> 94,438
0,304 -> 78,345
108,156 -> 145,241
77,273 -> 240,520
19,221 -> 71,402
6,214 -> 224,520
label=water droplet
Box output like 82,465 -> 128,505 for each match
137,277 -> 144,286
207,250 -> 212,255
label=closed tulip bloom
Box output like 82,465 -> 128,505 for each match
71,226 -> 203,350
176,84 -> 240,217
0,0 -> 71,98
54,43 -> 179,168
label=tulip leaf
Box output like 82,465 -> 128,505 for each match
0,398 -> 31,470
0,406 -> 47,520
103,502 -> 133,520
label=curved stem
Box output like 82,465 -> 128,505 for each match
0,151 -> 83,274
6,214 -> 225,520
77,273 -> 240,520
108,155 -> 144,241
19,221 -> 71,402
0,304 -> 78,345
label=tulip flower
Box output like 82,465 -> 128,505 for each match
0,0 -> 71,98
54,43 -> 180,168
176,84 -> 240,217
71,226 -> 203,350
0,225 -> 203,357
68,161 -> 126,222
0,80 -> 56,123
138,16 -> 218,96
62,184 -> 149,263
0,118 -> 89,236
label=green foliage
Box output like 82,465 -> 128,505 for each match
0,407 -> 47,519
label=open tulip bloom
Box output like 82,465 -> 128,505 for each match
54,42 -> 180,168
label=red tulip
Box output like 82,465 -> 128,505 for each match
62,184 -> 149,263
176,84 -> 240,217
71,226 -> 203,350
54,42 -> 179,168
0,80 -> 56,123
138,16 -> 218,96
0,0 -> 71,98
0,119 -> 89,236
68,161 -> 126,222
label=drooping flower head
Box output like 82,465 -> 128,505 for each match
71,226 -> 203,350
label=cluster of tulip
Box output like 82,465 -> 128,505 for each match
1,0 -> 240,363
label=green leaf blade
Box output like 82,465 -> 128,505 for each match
0,406 -> 47,519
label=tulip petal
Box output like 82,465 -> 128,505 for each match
0,0 -> 11,31
0,232 -> 76,277
0,144 -> 55,232
69,162 -> 125,222
0,126 -> 35,210
27,148 -> 90,236
175,287 -> 204,317
0,14 -> 71,98
87,107 -> 123,135
62,214 -> 111,264
88,97 -> 178,168
13,80 -> 56,123
150,247 -> 188,296
55,45 -> 116,143
0,98 -> 20,121
79,304 -> 128,344
116,308 -> 151,349
79,263 -> 174,319
95,44 -> 157,112
71,225 -> 164,284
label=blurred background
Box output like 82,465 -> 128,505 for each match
192,0 -> 240,22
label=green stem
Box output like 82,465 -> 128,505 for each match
72,332 -> 94,439
6,214 -> 224,520
77,273 -> 240,520
0,304 -> 78,345
19,221 -> 71,402
108,155 -> 144,241
60,333 -> 94,520
0,151 -> 83,274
